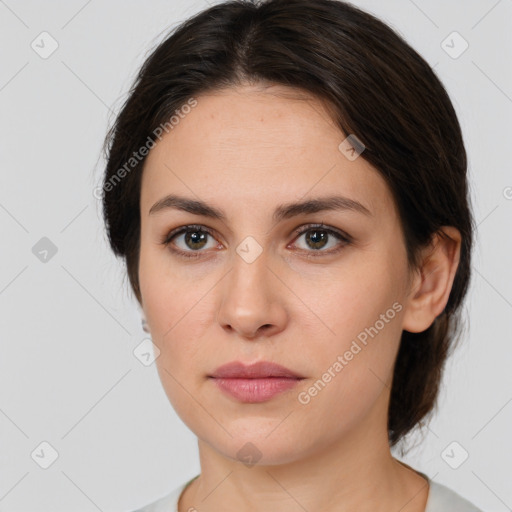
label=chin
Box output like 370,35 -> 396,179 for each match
229,440 -> 304,467
202,426 -> 312,468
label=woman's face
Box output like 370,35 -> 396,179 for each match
138,84 -> 414,465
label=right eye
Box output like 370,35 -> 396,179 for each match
160,224 -> 222,258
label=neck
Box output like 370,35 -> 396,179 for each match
178,417 -> 430,512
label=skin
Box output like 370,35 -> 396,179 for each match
138,83 -> 461,512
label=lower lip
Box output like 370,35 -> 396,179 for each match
210,377 -> 302,403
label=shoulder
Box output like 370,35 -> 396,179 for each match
130,476 -> 197,512
425,480 -> 483,512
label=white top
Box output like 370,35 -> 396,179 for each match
132,473 -> 483,512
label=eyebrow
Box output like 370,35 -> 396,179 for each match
148,193 -> 373,222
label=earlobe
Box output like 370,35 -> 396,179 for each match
402,226 -> 462,334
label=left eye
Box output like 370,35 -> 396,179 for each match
291,225 -> 350,253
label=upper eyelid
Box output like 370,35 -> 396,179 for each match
291,223 -> 350,240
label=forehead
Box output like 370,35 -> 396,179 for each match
140,84 -> 394,221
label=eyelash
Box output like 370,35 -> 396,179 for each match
159,223 -> 352,260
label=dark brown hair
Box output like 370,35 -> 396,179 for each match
101,0 -> 474,451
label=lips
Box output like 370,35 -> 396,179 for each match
208,361 -> 306,403
209,360 -> 304,379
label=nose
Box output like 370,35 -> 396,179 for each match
215,250 -> 289,340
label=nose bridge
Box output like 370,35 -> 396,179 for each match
227,241 -> 272,307
216,239 -> 287,337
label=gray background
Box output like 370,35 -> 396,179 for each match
0,0 -> 511,510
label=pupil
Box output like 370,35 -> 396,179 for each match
186,230 -> 207,250
306,230 -> 327,249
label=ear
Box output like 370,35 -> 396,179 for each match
402,226 -> 462,333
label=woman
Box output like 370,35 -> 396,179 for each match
101,0 -> 482,510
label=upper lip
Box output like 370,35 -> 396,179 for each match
209,361 -> 304,379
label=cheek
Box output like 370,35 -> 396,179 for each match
290,273 -> 404,441
142,273 -> 212,421
142,280 -> 209,361
293,257 -> 399,335
138,249 -> 207,376
139,243 -> 206,331
293,256 -> 405,385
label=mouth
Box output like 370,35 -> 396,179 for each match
208,360 -> 305,403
